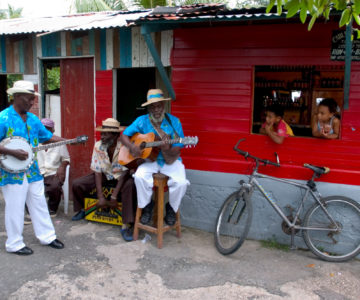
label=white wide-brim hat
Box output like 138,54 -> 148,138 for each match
141,89 -> 171,107
95,118 -> 126,132
7,80 -> 41,96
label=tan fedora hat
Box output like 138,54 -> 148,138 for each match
7,80 -> 41,96
95,118 -> 125,132
141,89 -> 171,107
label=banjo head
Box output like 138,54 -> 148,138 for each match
0,136 -> 34,173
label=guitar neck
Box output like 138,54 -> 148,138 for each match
145,138 -> 182,148
34,138 -> 79,152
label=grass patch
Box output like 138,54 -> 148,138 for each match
260,236 -> 289,252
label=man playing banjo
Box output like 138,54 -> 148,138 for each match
0,80 -> 65,255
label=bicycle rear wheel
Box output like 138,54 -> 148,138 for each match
214,190 -> 252,255
303,196 -> 360,262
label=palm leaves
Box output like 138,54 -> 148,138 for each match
72,0 -> 126,12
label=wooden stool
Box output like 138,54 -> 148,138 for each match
133,173 -> 181,248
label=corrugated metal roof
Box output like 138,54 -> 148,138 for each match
0,10 -> 151,35
137,5 -> 287,23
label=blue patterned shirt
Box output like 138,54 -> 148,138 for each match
123,113 -> 184,167
0,105 -> 53,186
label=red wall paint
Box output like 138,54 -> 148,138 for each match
172,23 -> 360,185
95,70 -> 113,140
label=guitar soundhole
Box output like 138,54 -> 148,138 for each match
139,142 -> 146,150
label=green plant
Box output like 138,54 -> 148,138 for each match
260,236 -> 289,251
46,67 -> 60,91
267,0 -> 360,31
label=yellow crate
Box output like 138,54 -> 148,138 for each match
84,186 -> 123,226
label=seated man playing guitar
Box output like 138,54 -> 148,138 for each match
120,89 -> 190,226
72,118 -> 137,242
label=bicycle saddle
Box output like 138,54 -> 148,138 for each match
304,163 -> 330,175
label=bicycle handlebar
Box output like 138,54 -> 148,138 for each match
233,139 -> 280,167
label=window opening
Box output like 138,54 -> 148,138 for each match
253,65 -> 344,137
116,67 -> 156,126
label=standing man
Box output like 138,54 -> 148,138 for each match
37,118 -> 70,217
0,80 -> 64,255
71,118 -> 136,242
120,89 -> 189,226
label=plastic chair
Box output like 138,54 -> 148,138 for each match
62,165 -> 70,214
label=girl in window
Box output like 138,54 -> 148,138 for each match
312,98 -> 340,139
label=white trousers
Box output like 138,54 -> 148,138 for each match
134,160 -> 190,212
1,176 -> 56,252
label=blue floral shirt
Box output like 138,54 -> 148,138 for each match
123,113 -> 184,167
0,105 -> 53,186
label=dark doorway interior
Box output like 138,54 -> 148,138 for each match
0,75 -> 7,111
116,68 -> 156,126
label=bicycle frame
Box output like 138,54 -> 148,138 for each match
244,166 -> 340,233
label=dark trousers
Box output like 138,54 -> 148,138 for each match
44,174 -> 63,213
72,173 -> 137,224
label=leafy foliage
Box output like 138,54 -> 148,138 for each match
235,0 -> 268,8
72,0 -> 126,12
46,67 -> 61,91
8,4 -> 23,18
0,5 -> 23,19
133,0 -> 167,9
177,0 -> 227,5
267,0 -> 360,30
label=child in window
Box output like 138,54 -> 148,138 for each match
312,98 -> 340,139
260,104 -> 294,144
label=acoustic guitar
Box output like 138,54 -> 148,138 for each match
118,132 -> 198,169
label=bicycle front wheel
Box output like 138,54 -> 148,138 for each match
303,196 -> 360,262
215,190 -> 253,255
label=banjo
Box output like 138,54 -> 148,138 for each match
0,135 -> 88,173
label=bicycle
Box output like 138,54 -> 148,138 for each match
214,139 -> 360,262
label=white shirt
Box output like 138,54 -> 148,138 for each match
37,145 -> 70,177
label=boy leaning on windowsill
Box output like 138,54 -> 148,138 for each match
259,104 -> 294,144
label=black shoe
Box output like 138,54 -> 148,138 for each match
165,203 -> 176,226
13,246 -> 33,256
48,239 -> 64,249
72,209 -> 85,221
49,210 -> 57,218
120,227 -> 134,242
140,201 -> 154,225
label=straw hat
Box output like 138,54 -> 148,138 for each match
141,89 -> 171,107
95,118 -> 125,132
7,80 -> 40,96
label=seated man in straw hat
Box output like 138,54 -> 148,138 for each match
0,80 -> 65,255
71,118 -> 136,242
120,89 -> 190,226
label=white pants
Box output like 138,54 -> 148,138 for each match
1,176 -> 56,252
134,160 -> 190,212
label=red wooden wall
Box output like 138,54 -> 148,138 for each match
171,22 -> 360,185
95,70 -> 113,140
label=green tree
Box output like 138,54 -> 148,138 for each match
8,4 -> 23,18
235,0 -> 267,8
267,0 -> 360,31
134,0 -> 167,9
0,9 -> 7,19
72,0 -> 126,12
46,67 -> 61,91
178,0 -> 227,5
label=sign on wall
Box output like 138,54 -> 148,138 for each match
331,29 -> 360,61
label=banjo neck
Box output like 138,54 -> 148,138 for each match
33,138 -> 79,152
